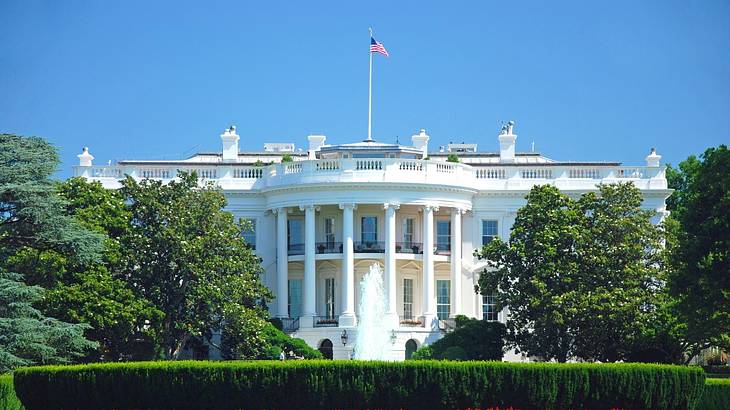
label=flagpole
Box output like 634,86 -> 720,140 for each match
367,27 -> 373,141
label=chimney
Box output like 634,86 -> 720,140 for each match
221,125 -> 240,161
307,135 -> 326,159
411,129 -> 429,158
498,121 -> 517,163
77,147 -> 94,167
645,147 -> 661,167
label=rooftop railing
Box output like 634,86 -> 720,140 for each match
75,157 -> 666,191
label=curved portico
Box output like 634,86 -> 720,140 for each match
270,198 -> 470,332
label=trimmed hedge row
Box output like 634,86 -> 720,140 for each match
14,361 -> 704,410
0,374 -> 23,410
698,378 -> 730,410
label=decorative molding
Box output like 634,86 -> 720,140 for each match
383,202 -> 401,210
338,203 -> 358,210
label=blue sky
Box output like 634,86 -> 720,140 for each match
1,1 -> 728,177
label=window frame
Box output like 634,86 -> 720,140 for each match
436,279 -> 451,320
481,219 -> 499,245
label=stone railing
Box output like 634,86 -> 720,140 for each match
74,159 -> 666,191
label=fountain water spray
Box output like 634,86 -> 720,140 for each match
354,263 -> 393,360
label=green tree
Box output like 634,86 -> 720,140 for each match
280,154 -> 293,163
411,316 -> 505,361
0,134 -> 102,263
0,272 -> 98,373
446,153 -> 460,163
667,145 -> 730,361
6,178 -> 162,361
119,172 -> 272,359
477,183 -> 666,362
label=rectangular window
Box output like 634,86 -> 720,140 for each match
482,220 -> 498,245
288,279 -> 302,318
403,218 -> 414,247
436,280 -> 451,320
403,278 -> 413,319
241,218 -> 256,250
436,220 -> 451,251
482,294 -> 498,321
288,219 -> 303,252
361,216 -> 377,243
325,278 -> 335,318
324,218 -> 335,248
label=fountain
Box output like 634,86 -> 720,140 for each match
354,263 -> 393,360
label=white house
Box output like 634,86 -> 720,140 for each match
75,122 -> 670,360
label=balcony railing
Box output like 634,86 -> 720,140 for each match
281,317 -> 300,333
287,243 -> 304,256
354,241 -> 385,253
395,242 -> 422,254
435,243 -> 451,255
399,315 -> 425,327
76,158 -> 666,192
314,315 -> 339,327
316,242 -> 343,254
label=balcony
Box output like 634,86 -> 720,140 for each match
354,241 -> 385,253
399,315 -> 425,327
314,315 -> 339,327
281,317 -> 300,333
435,243 -> 451,256
316,242 -> 343,254
288,243 -> 304,256
395,242 -> 423,254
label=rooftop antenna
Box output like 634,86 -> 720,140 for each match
395,135 -> 399,144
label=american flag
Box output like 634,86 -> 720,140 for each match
370,37 -> 389,57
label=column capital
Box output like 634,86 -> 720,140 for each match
383,202 -> 400,210
269,207 -> 293,215
299,204 -> 321,212
451,207 -> 467,215
338,203 -> 358,210
423,204 -> 440,212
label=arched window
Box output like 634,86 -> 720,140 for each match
405,339 -> 418,360
319,339 -> 333,360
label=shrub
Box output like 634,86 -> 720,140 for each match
0,374 -> 23,410
697,378 -> 730,410
14,361 -> 704,410
446,153 -> 460,163
413,318 -> 505,361
261,323 -> 322,359
410,345 -> 433,360
704,365 -> 730,378
280,153 -> 293,163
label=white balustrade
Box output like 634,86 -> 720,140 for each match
520,168 -> 553,179
356,159 -> 382,170
436,163 -> 455,173
82,160 -> 660,192
315,159 -> 340,171
232,167 -> 263,179
568,168 -> 600,179
475,168 -> 506,179
616,167 -> 644,178
284,163 -> 303,174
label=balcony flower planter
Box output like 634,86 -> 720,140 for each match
400,319 -> 423,326
395,245 -> 402,252
317,244 -> 326,253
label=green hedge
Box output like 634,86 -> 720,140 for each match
698,378 -> 730,410
14,361 -> 704,409
0,374 -> 23,410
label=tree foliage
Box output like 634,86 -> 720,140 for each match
411,315 -> 505,361
476,183 -> 666,362
0,272 -> 98,373
119,172 -> 272,359
0,134 -> 102,263
666,145 -> 730,361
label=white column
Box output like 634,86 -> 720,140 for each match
422,204 -> 438,329
339,203 -> 357,327
450,208 -> 463,318
384,203 -> 399,328
300,205 -> 317,327
275,208 -> 288,318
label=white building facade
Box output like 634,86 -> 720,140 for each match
75,123 -> 670,360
